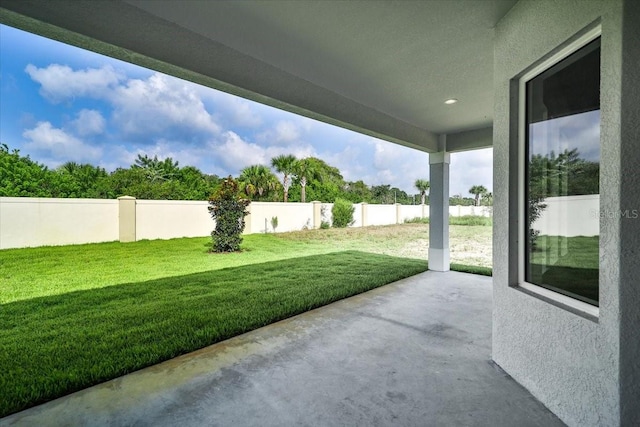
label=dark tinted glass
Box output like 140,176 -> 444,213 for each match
525,38 -> 600,306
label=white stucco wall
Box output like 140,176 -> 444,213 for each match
320,203 -> 334,226
533,195 -> 599,237
366,204 -> 397,226
493,1 -> 627,425
0,197 -> 119,249
136,200 -> 211,240
248,202 -> 314,233
351,203 -> 363,227
617,2 -> 640,423
319,202 -> 364,228
448,205 -> 492,217
1,198 -> 493,249
399,205 -> 423,222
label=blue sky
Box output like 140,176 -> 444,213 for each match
0,24 -> 492,196
530,110 -> 600,162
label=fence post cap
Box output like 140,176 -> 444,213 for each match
117,196 -> 136,200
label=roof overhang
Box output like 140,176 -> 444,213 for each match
0,0 -> 517,152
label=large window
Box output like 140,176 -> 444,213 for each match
523,36 -> 601,307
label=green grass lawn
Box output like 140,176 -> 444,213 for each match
405,215 -> 493,226
0,233 -> 431,417
529,235 -> 599,304
0,224 -> 493,417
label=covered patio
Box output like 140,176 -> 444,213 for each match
0,271 -> 563,427
1,1 -> 638,425
0,0 -> 502,273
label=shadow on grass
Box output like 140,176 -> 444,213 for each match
0,251 -> 426,418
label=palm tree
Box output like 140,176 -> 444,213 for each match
292,158 -> 319,203
414,179 -> 430,205
239,165 -> 279,200
469,185 -> 488,206
132,154 -> 179,182
271,154 -> 297,202
59,161 -> 81,175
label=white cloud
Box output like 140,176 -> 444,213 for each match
215,131 -> 316,175
110,73 -> 220,139
449,148 -> 493,197
21,63 -> 494,195
207,94 -> 263,128
229,98 -> 263,128
276,144 -> 316,162
322,144 -> 366,182
256,120 -> 305,146
25,64 -> 123,103
217,131 -> 268,170
370,139 -> 430,192
26,65 -> 221,142
274,121 -> 300,143
22,121 -> 101,165
72,109 -> 106,136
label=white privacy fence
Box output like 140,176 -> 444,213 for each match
248,202 -> 314,233
136,200 -> 211,241
0,197 -> 119,249
1,196 -> 492,250
532,194 -> 599,237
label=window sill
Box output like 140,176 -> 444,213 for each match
514,282 -> 599,323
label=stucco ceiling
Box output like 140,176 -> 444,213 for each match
0,0 -> 517,152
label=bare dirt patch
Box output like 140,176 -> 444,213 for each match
277,223 -> 492,268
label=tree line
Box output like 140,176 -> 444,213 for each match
0,143 -> 494,205
526,147 -> 600,247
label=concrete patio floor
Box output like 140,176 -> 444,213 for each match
1,271 -> 564,427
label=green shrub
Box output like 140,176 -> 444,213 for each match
331,198 -> 355,228
208,176 -> 250,252
320,220 -> 331,229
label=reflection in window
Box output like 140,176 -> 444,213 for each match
525,38 -> 600,306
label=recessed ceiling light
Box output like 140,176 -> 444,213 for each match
444,98 -> 458,105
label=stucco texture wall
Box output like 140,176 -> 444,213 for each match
618,1 -> 640,423
136,200 -> 211,240
492,1 -> 626,426
366,204 -> 397,226
2,198 -> 471,249
248,202 -> 314,233
0,197 -> 119,249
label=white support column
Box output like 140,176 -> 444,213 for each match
428,151 -> 450,271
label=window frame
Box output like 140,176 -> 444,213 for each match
516,25 -> 601,319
